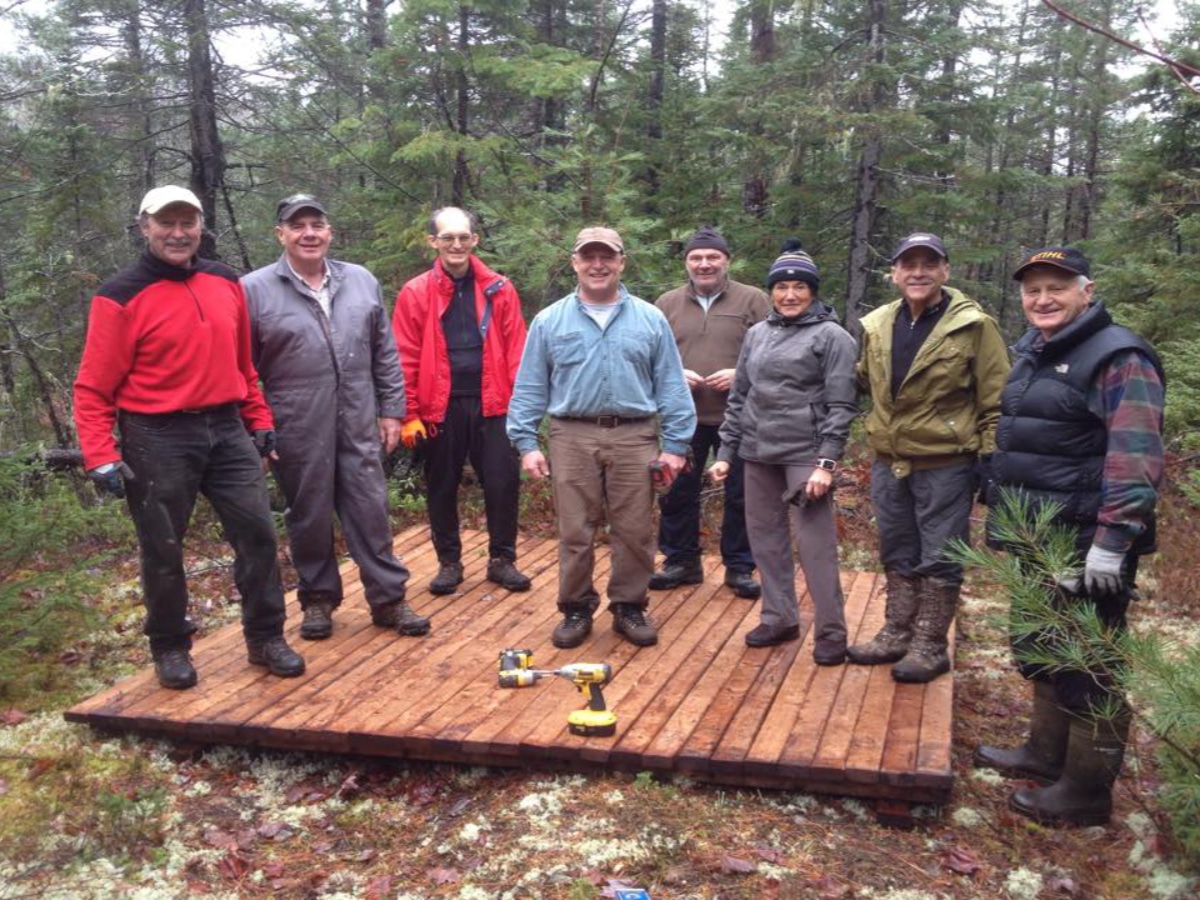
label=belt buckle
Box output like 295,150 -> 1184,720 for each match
596,415 -> 618,428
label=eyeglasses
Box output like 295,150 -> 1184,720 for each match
435,233 -> 474,246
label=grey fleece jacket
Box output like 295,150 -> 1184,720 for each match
718,301 -> 859,465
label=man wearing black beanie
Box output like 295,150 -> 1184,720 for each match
650,226 -> 770,598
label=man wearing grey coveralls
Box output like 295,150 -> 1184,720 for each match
243,194 -> 431,641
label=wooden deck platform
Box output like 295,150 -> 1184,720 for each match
66,526 -> 954,805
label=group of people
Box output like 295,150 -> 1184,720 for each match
73,186 -> 1164,830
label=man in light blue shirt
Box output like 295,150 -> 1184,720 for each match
507,226 -> 695,649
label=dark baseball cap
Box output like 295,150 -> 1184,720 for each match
276,193 -> 328,223
890,232 -> 948,263
1012,246 -> 1091,280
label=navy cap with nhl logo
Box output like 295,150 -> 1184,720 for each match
1012,246 -> 1091,280
890,232 -> 949,263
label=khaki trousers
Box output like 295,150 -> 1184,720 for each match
548,417 -> 660,613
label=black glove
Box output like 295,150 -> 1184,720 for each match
88,461 -> 136,499
253,429 -> 277,458
975,454 -> 993,505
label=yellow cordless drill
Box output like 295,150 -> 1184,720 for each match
496,651 -> 617,737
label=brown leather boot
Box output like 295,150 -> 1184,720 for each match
300,601 -> 335,640
372,599 -> 431,636
847,571 -> 921,665
973,681 -> 1068,784
891,577 -> 958,683
1009,704 -> 1130,827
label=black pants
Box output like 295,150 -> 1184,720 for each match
119,406 -> 287,654
424,395 -> 520,564
656,423 -> 754,572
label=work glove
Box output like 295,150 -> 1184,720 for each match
975,454 -> 993,505
1083,545 -> 1126,598
88,461 -> 136,499
252,429 -> 277,458
401,419 -> 428,449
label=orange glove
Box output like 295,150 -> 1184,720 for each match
401,419 -> 428,449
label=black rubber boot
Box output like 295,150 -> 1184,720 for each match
153,648 -> 198,690
1009,704 -> 1130,827
973,681 -> 1068,784
847,571 -> 921,665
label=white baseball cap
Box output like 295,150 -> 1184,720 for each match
139,185 -> 203,216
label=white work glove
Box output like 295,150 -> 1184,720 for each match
1083,545 -> 1126,598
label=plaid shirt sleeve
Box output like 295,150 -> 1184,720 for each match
1087,349 -> 1165,553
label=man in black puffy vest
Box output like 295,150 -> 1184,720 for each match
974,246 -> 1165,827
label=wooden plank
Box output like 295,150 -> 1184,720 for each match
914,621 -> 956,794
773,571 -> 875,779
879,684 -> 924,787
734,571 -> 868,782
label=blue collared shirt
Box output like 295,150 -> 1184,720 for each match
506,286 -> 696,455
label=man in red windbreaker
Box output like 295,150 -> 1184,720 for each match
392,207 -> 530,596
73,185 -> 305,690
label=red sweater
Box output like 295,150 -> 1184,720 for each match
392,256 -> 527,423
74,252 -> 273,470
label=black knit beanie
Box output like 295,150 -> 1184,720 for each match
766,239 -> 820,290
684,226 -> 731,257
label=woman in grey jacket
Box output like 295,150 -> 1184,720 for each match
708,241 -> 859,663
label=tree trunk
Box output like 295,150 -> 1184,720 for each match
452,4 -> 470,207
643,0 -> 666,201
844,0 -> 888,336
184,0 -> 227,260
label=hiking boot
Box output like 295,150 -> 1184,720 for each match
648,559 -> 703,590
247,636 -> 306,678
891,577 -> 959,683
486,558 -> 532,592
372,599 -> 431,636
299,601 -> 334,641
1010,705 -> 1130,827
430,561 -> 464,595
552,610 -> 593,649
847,570 -> 922,665
724,569 -> 761,600
974,681 -> 1068,784
612,604 -> 658,646
745,622 -> 800,648
813,637 -> 848,666
154,648 -> 197,690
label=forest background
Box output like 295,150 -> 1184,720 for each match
2,0 -> 1200,898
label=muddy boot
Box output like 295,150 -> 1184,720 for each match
847,571 -> 922,665
300,600 -> 335,641
973,681 -> 1068,784
1009,704 -> 1130,827
891,576 -> 958,683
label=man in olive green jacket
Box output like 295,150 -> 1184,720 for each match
848,233 -> 1010,683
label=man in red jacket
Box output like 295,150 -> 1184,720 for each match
74,185 -> 305,690
393,207 -> 530,595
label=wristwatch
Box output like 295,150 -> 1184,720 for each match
816,458 -> 837,472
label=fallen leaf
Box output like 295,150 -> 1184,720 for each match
354,848 -> 377,863
462,856 -> 483,871
58,650 -> 83,665
448,796 -> 472,817
754,844 -> 785,864
261,863 -> 285,878
365,875 -> 393,900
313,841 -> 334,854
1046,875 -> 1079,895
284,784 -> 308,804
256,821 -> 289,840
217,850 -> 251,881
338,772 -> 362,799
720,856 -> 756,874
428,867 -> 461,885
944,845 -> 981,876
204,829 -> 239,850
1,709 -> 28,727
809,875 -> 850,899
26,759 -> 54,781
